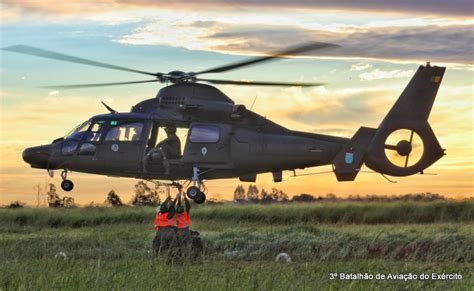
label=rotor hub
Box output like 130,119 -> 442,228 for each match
396,140 -> 412,156
161,71 -> 196,83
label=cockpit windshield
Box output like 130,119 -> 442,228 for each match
64,120 -> 91,140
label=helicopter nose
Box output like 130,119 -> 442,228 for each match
22,145 -> 51,168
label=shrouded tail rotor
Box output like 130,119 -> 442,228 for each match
384,129 -> 424,168
365,64 -> 446,176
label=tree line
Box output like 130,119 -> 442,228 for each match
233,184 -> 447,203
5,180 -> 449,208
233,184 -> 290,203
6,180 -> 163,209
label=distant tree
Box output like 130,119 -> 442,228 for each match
149,188 -> 160,205
325,193 -> 337,201
260,189 -> 269,200
260,189 -> 275,203
7,200 -> 24,209
347,195 -> 362,202
270,188 -> 289,202
85,202 -> 97,208
233,185 -> 246,201
246,184 -> 259,202
106,190 -> 123,207
131,181 -> 161,206
292,193 -> 315,203
258,188 -> 289,203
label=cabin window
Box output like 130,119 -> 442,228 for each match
189,125 -> 220,143
105,122 -> 143,142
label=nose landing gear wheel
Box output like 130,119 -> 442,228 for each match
186,186 -> 200,199
194,191 -> 206,204
61,179 -> 74,192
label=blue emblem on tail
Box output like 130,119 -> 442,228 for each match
345,152 -> 354,164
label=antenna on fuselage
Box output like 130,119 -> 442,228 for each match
101,101 -> 118,114
250,95 -> 258,110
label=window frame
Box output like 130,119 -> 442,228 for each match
82,120 -> 106,143
64,120 -> 91,141
189,124 -> 221,144
104,120 -> 145,142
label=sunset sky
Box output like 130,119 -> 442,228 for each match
1,1 -> 473,206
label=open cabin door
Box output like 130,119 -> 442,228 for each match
182,123 -> 232,168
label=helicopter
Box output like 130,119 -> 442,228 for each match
4,43 -> 446,204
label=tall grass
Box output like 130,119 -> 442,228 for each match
1,202 -> 473,289
1,201 -> 472,229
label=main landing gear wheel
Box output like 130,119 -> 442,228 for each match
61,179 -> 74,192
186,186 -> 200,199
194,191 -> 206,204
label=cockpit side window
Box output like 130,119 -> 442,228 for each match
105,121 -> 143,142
62,120 -> 92,155
84,121 -> 105,143
77,120 -> 106,155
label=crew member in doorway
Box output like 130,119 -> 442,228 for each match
156,123 -> 181,174
144,123 -> 181,174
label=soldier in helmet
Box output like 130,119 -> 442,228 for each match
157,123 -> 181,159
153,196 -> 176,256
175,193 -> 192,256
144,123 -> 181,174
156,123 -> 181,174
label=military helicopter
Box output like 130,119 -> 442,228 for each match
4,43 -> 446,204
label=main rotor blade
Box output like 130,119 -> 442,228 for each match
194,42 -> 339,75
197,78 -> 325,87
41,79 -> 159,90
3,45 -> 158,77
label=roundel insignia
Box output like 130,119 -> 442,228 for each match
345,152 -> 354,164
111,144 -> 119,152
201,146 -> 208,156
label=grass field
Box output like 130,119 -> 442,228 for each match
1,201 -> 473,290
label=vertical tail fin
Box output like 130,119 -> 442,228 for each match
383,63 -> 445,122
365,63 -> 446,176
